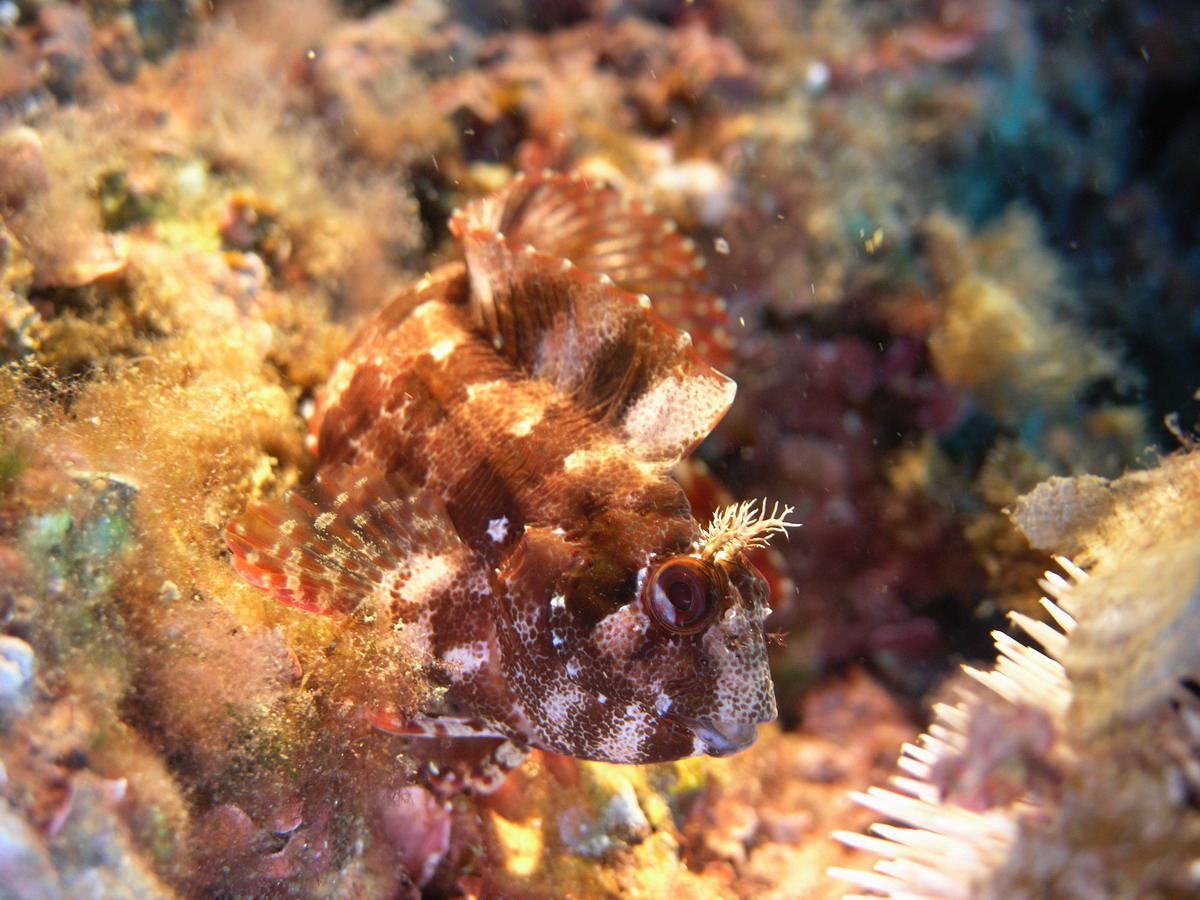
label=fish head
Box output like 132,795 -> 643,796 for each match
530,498 -> 793,762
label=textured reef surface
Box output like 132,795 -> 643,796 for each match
1,1 -> 1198,898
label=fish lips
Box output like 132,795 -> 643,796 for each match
674,715 -> 760,757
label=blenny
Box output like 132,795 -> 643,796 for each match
225,172 -> 793,785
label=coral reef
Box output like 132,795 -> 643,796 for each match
0,0 -> 1196,897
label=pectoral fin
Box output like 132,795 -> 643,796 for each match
224,465 -> 464,616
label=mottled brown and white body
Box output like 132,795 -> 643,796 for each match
226,173 -> 793,779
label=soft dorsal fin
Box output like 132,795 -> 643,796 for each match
224,466 -> 463,616
451,205 -> 736,471
452,171 -> 732,370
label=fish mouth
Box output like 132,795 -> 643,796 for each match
680,717 -> 758,757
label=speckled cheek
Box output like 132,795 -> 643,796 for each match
588,602 -> 678,676
567,599 -> 690,710
586,602 -> 653,661
700,605 -> 776,723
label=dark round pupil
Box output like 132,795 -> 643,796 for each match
645,559 -> 718,634
665,575 -> 698,612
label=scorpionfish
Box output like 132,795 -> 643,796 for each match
226,172 -> 793,785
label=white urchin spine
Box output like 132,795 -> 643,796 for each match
829,559 -> 1084,899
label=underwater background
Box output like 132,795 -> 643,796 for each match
1,0 -> 1199,897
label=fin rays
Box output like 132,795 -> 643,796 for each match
225,466 -> 461,616
452,172 -> 730,370
451,172 -> 736,471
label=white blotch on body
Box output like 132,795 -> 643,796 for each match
429,338 -> 456,361
537,678 -> 593,745
442,641 -> 490,675
487,517 -> 508,542
595,704 -> 649,762
509,415 -> 539,436
392,609 -> 435,652
385,552 -> 459,607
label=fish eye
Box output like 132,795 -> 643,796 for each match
644,557 -> 720,634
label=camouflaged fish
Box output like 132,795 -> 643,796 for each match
225,172 -> 794,784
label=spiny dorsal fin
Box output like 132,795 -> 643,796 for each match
224,465 -> 461,615
452,171 -> 732,370
452,213 -> 735,470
